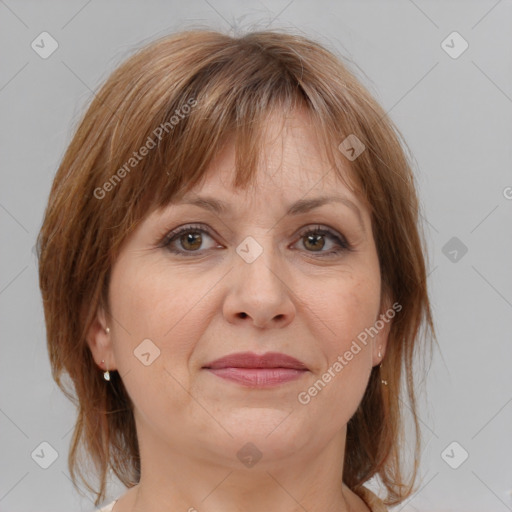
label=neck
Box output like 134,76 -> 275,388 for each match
123,425 -> 363,512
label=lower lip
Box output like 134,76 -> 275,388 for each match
205,367 -> 307,387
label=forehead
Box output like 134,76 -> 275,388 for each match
128,106 -> 372,250
160,111 -> 368,236
186,107 -> 358,202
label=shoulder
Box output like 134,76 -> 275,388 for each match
96,500 -> 117,512
353,486 -> 388,512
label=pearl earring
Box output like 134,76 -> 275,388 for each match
101,359 -> 110,381
102,328 -> 110,380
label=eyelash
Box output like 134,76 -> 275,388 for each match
160,223 -> 352,258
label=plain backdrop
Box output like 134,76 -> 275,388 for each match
1,1 -> 511,511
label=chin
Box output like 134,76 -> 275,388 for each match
214,411 -> 309,451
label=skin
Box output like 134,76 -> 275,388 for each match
87,107 -> 390,512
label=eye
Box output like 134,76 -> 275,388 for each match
161,224 -> 220,255
160,223 -> 352,258
293,225 -> 351,257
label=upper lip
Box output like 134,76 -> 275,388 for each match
203,351 -> 309,370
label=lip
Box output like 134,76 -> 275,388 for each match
203,351 -> 309,370
203,351 -> 309,388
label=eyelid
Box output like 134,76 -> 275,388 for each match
159,222 -> 219,248
294,225 -> 352,254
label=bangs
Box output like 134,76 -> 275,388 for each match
146,63 -> 311,208
101,31 -> 366,231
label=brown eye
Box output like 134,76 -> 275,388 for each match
295,226 -> 351,257
179,231 -> 203,251
303,233 -> 326,252
163,224 -> 219,255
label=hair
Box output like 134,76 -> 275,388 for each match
36,28 -> 436,507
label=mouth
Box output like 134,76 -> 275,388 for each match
203,351 -> 309,388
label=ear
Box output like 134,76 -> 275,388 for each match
85,305 -> 117,372
371,292 -> 397,367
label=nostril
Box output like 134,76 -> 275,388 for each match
239,312 -> 248,318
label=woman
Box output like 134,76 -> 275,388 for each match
36,29 -> 436,512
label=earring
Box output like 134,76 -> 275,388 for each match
101,360 -> 110,381
378,345 -> 387,385
102,329 -> 110,380
379,362 -> 388,386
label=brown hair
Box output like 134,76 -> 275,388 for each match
36,28 -> 436,507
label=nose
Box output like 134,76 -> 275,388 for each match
222,243 -> 296,329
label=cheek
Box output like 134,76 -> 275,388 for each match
307,267 -> 381,354
295,268 -> 380,416
109,259 -> 216,373
108,261 -> 210,423
111,258 -> 179,332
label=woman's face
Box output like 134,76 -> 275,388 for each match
89,107 -> 390,470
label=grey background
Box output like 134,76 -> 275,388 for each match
1,1 -> 511,511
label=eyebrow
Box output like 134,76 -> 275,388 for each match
177,194 -> 366,232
